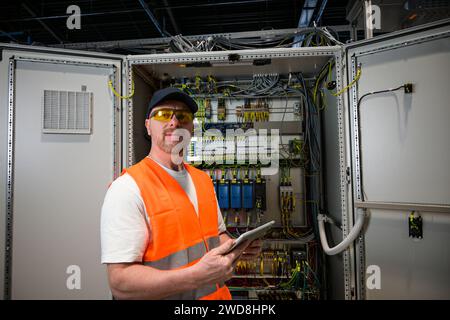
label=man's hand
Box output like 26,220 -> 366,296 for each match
191,239 -> 248,286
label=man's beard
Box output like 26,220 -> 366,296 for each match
156,128 -> 189,154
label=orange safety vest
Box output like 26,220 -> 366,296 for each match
124,157 -> 232,300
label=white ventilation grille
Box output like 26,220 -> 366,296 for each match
43,90 -> 92,134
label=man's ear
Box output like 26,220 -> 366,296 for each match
144,119 -> 152,143
145,119 -> 151,135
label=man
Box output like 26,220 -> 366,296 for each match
101,87 -> 261,300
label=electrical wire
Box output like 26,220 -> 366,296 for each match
331,67 -> 361,97
108,79 -> 135,99
121,27 -> 343,53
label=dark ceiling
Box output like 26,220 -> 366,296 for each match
0,0 -> 350,48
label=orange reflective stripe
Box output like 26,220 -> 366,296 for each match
143,235 -> 220,270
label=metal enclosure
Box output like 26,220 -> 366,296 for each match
0,46 -> 123,299
1,19 -> 449,300
344,20 -> 450,299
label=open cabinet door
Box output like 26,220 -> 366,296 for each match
344,19 -> 450,299
0,44 -> 125,299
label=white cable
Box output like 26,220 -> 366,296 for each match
318,209 -> 365,255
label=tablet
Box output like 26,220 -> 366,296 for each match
225,220 -> 275,254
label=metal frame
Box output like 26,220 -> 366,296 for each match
336,53 -> 354,300
346,23 -> 450,300
348,55 -> 365,300
3,54 -> 121,299
0,43 -> 124,60
354,201 -> 450,214
351,29 -> 450,58
127,46 -> 340,65
13,56 -> 117,69
4,58 -> 16,300
125,60 -> 134,166
344,18 -> 450,52
112,64 -> 121,179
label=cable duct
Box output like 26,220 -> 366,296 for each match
318,209 -> 365,255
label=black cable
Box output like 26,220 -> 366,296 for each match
357,85 -> 405,110
356,84 -> 406,201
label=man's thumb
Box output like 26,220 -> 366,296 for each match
214,239 -> 235,255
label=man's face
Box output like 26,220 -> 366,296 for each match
145,100 -> 194,154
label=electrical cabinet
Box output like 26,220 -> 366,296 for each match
0,19 -> 449,300
0,49 -> 122,299
342,20 -> 450,300
126,46 -> 339,300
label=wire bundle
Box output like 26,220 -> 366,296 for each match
143,27 -> 342,53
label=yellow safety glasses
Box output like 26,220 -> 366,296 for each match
149,108 -> 194,123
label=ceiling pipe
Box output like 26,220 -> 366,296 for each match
137,0 -> 166,37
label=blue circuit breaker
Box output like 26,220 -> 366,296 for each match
242,181 -> 254,209
230,181 -> 242,209
217,180 -> 230,209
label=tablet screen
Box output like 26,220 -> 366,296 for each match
225,220 -> 275,254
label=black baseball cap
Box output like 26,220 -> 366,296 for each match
146,87 -> 198,119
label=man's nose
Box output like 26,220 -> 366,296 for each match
167,113 -> 181,127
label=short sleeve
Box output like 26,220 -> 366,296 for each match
101,173 -> 150,264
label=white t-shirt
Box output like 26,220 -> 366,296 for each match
101,158 -> 226,264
